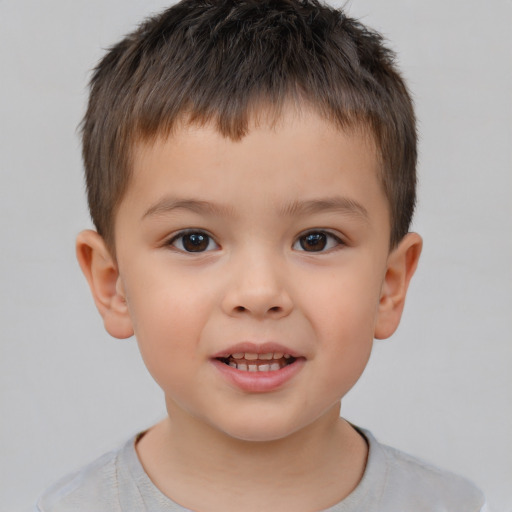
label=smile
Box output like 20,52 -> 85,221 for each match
217,352 -> 296,372
211,343 -> 304,392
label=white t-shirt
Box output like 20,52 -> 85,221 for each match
36,428 -> 487,511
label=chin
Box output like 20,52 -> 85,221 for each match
210,412 -> 313,443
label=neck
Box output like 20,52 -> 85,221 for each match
136,402 -> 367,512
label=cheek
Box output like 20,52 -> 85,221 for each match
315,303 -> 375,402
123,275 -> 214,385
303,267 -> 382,383
305,266 -> 383,336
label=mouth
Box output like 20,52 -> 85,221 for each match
216,352 -> 297,372
212,345 -> 305,392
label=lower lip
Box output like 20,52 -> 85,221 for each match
211,358 -> 305,393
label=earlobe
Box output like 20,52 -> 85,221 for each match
76,230 -> 134,339
374,232 -> 422,340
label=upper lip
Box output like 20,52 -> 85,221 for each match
211,342 -> 301,359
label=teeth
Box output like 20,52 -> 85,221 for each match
227,362 -> 286,372
223,351 -> 296,371
229,352 -> 293,361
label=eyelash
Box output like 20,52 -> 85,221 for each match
167,230 -> 219,253
166,229 -> 344,253
292,230 -> 344,253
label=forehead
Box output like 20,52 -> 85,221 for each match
133,101 -> 380,169
122,107 -> 386,224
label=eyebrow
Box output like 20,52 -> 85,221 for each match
142,197 -> 235,220
142,196 -> 369,221
279,197 -> 369,220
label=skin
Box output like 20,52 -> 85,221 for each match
77,106 -> 422,511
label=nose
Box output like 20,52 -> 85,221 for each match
221,251 -> 293,320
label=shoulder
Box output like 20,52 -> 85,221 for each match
362,429 -> 486,511
35,442 -> 125,512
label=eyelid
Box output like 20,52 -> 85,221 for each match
292,229 -> 345,252
167,229 -> 220,253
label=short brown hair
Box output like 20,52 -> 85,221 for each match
82,0 -> 417,249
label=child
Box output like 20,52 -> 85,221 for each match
36,0 -> 486,510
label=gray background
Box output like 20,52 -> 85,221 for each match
1,1 -> 511,510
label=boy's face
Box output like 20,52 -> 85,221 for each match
83,107 -> 420,442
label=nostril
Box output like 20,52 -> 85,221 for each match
233,305 -> 281,314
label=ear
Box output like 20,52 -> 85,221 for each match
76,230 -> 134,339
374,232 -> 422,340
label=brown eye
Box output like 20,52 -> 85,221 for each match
299,232 -> 327,251
170,231 -> 218,252
294,231 -> 343,252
